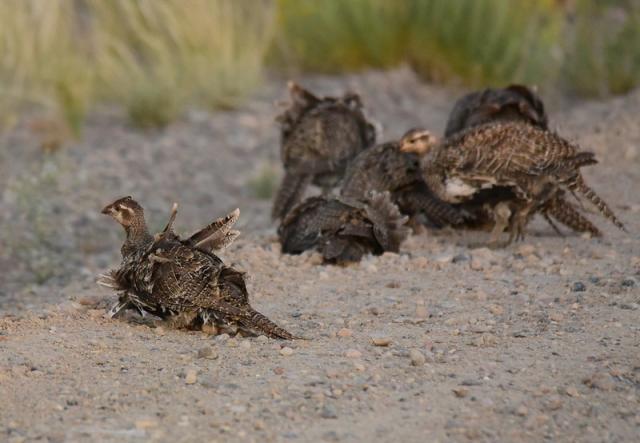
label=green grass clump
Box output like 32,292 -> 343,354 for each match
563,0 -> 640,97
272,0 -> 409,72
407,0 -> 562,87
272,0 -> 563,87
92,0 -> 275,128
0,0 -> 274,132
0,0 -> 93,134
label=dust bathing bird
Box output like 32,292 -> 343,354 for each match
444,85 -> 602,237
422,122 -> 626,247
272,82 -> 377,220
278,191 -> 409,264
99,196 -> 294,339
340,128 -> 464,228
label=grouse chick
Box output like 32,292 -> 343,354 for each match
278,191 -> 409,264
340,128 -> 464,227
99,196 -> 294,339
272,82 -> 376,220
422,122 -> 625,246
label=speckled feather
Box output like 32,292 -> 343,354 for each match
424,122 -> 625,239
101,198 -> 294,339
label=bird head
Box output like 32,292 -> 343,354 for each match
101,196 -> 145,228
399,128 -> 438,155
341,92 -> 363,111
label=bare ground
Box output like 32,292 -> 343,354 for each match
1,69 -> 639,442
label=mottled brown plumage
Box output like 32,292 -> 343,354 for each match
99,196 -> 294,339
340,128 -> 464,227
423,122 -> 625,245
278,191 -> 409,264
444,84 -> 599,237
272,82 -> 376,220
444,84 -> 548,138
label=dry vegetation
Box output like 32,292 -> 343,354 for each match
0,0 -> 639,133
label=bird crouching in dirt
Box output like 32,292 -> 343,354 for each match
98,196 -> 294,339
340,128 -> 465,228
444,84 -> 548,138
272,81 -> 377,220
422,121 -> 626,247
278,191 -> 410,264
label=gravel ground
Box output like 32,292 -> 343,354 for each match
1,69 -> 639,442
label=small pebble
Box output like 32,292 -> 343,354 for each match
185,369 -> 197,385
409,349 -> 426,366
345,349 -> 362,359
320,404 -> 338,419
572,282 -> 586,292
371,336 -> 392,347
515,405 -> 528,416
196,346 -> 218,360
621,278 -> 635,288
452,387 -> 469,398
565,386 -> 579,397
337,328 -> 353,337
583,372 -> 615,391
415,306 -> 429,319
280,347 -> 294,357
135,419 -> 159,430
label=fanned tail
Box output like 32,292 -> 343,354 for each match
96,270 -> 122,290
364,191 -> 410,252
272,172 -> 312,220
568,175 -> 626,232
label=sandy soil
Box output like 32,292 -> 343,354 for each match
1,69 -> 639,442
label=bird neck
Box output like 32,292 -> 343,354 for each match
122,217 -> 153,256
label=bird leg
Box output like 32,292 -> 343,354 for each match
488,202 -> 511,248
542,212 -> 565,237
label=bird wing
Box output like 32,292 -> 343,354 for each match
187,208 -> 240,251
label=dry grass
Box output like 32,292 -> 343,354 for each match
0,0 -> 274,132
0,0 -> 638,136
271,0 -> 409,72
407,0 -> 562,87
563,0 -> 640,97
91,0 -> 275,128
0,0 -> 93,134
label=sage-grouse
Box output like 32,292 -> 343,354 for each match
422,122 -> 625,246
99,196 -> 294,339
444,85 -> 601,237
272,81 -> 376,220
444,84 -> 548,138
340,128 -> 464,227
278,191 -> 409,264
